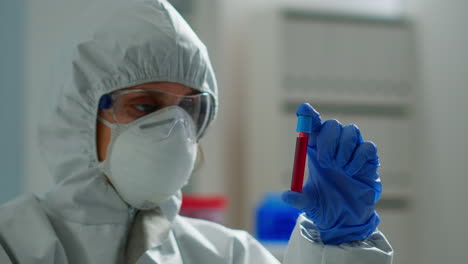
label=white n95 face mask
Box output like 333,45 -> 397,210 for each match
99,106 -> 197,210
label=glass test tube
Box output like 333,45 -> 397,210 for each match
291,132 -> 309,192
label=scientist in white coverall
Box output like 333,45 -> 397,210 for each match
0,0 -> 393,263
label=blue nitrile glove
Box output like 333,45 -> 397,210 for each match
282,103 -> 382,245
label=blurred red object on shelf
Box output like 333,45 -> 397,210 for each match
180,194 -> 228,225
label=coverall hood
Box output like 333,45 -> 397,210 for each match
38,0 -> 218,225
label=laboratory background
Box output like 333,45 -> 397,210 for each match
1,0 -> 467,263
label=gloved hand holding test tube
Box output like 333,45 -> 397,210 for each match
283,103 -> 382,245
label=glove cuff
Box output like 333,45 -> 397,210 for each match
316,211 -> 381,245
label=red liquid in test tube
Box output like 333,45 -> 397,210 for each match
290,103 -> 315,193
291,132 -> 309,192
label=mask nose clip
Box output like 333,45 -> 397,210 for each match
139,118 -> 175,130
138,116 -> 194,141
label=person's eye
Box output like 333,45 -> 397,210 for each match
132,104 -> 160,114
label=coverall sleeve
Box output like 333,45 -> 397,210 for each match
0,245 -> 13,264
283,214 -> 393,264
236,233 -> 282,264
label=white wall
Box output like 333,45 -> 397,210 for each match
0,0 -> 24,204
23,0 -> 97,196
404,0 -> 468,263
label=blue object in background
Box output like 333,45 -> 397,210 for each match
255,192 -> 302,242
0,0 -> 24,204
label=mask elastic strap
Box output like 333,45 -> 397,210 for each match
97,116 -> 114,128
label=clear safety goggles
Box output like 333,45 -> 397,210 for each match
98,89 -> 213,140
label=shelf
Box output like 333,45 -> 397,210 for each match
281,7 -> 409,26
377,188 -> 411,210
282,99 -> 411,117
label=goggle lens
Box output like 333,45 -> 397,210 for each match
100,89 -> 212,139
